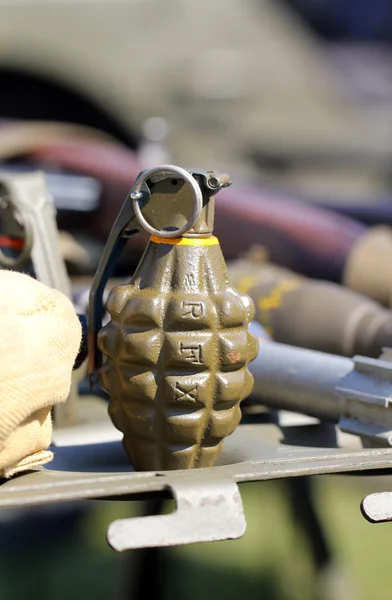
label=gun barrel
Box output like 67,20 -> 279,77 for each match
249,341 -> 392,445
249,341 -> 351,422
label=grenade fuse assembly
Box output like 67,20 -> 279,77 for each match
88,166 -> 258,471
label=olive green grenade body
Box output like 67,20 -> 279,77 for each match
94,168 -> 258,470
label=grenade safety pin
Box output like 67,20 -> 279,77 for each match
88,165 -> 258,471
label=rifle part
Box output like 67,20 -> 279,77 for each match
0,172 -> 82,426
249,340 -> 392,447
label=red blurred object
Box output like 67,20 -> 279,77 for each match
2,122 -> 368,280
0,236 -> 24,250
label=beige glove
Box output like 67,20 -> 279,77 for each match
0,270 -> 81,477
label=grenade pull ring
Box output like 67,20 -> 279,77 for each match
131,165 -> 203,238
88,165 -> 204,381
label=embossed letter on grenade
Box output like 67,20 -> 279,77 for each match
88,166 -> 259,470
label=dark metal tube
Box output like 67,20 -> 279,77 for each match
229,260 -> 392,358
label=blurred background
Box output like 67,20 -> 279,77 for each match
2,0 -> 392,598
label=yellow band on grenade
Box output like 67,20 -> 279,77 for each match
151,235 -> 219,246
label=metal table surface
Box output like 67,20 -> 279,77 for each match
1,415 -> 392,550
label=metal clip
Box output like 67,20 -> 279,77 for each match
362,491 -> 392,523
107,475 -> 246,550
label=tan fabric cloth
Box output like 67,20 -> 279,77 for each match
0,271 -> 81,477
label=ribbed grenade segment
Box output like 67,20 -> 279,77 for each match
98,240 -> 258,471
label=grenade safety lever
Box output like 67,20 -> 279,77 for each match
88,165 -> 207,380
88,165 -> 258,471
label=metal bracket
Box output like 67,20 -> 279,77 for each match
0,171 -> 79,426
108,475 -> 245,551
0,171 -> 71,297
2,421 -> 392,548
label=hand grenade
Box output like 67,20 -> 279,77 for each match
88,165 -> 259,471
